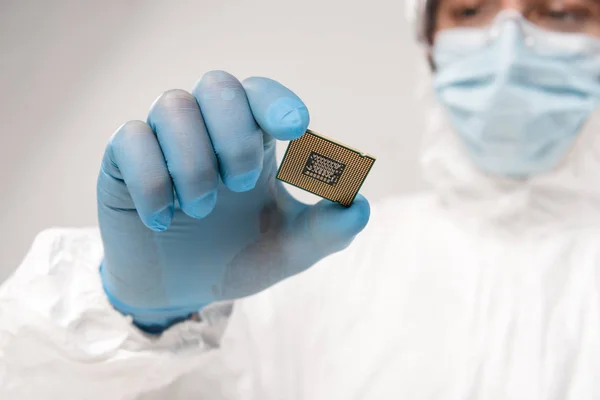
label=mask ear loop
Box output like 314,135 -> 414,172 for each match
427,48 -> 436,72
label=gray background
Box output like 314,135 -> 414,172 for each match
0,0 -> 428,282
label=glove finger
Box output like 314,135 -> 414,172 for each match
102,120 -> 174,231
147,89 -> 219,219
193,70 -> 264,193
242,76 -> 310,141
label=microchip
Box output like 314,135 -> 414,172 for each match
276,129 -> 376,207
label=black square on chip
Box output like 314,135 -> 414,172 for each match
302,152 -> 346,186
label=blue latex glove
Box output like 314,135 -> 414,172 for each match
98,71 -> 370,332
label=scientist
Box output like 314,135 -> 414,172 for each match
2,0 -> 600,398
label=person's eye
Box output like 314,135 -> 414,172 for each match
525,1 -> 600,35
454,6 -> 481,19
443,0 -> 496,27
545,9 -> 586,22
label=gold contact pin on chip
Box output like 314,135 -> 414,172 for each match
276,129 -> 376,207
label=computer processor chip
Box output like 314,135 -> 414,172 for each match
276,129 -> 376,207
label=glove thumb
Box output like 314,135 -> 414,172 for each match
292,193 -> 371,261
216,194 -> 370,300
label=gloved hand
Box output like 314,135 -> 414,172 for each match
98,71 -> 370,332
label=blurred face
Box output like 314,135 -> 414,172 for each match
428,0 -> 600,177
433,0 -> 600,39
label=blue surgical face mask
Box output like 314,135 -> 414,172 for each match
432,11 -> 600,177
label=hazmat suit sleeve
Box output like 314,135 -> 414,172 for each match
0,228 -> 247,399
0,221 -> 368,399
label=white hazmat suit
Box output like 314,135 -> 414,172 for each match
3,4 -> 600,400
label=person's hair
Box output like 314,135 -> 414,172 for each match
425,0 -> 440,45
